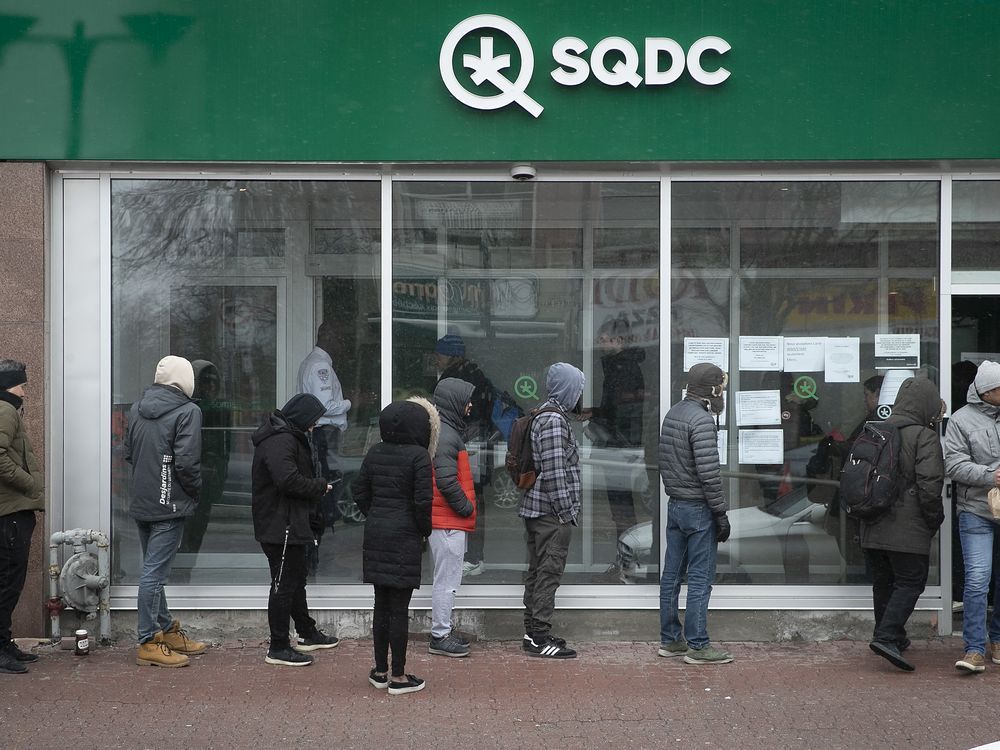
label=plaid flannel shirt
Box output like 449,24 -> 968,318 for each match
518,400 -> 581,524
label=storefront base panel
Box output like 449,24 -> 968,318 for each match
99,608 -> 941,645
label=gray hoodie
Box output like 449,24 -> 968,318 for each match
944,382 -> 1000,520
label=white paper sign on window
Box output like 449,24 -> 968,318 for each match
738,429 -> 784,464
683,337 -> 729,372
825,337 -> 860,383
739,336 -> 783,371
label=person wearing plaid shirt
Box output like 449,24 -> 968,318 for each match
519,362 -> 585,659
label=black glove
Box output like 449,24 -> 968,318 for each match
309,512 -> 324,540
714,513 -> 731,543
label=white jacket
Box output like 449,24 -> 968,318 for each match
296,346 -> 350,429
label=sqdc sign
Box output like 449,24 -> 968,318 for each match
440,14 -> 731,118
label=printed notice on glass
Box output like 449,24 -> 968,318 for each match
739,336 -> 784,371
874,334 -> 920,369
783,337 -> 826,372
735,390 -> 781,426
738,429 -> 784,464
718,429 -> 728,465
825,337 -> 860,383
683,337 -> 729,372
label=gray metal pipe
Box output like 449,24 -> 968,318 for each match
48,529 -> 112,644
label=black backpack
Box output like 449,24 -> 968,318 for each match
839,421 -> 905,520
504,407 -> 561,490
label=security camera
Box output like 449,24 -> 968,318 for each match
510,163 -> 537,181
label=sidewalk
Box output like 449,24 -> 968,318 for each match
4,636 -> 997,750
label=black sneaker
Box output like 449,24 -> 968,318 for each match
265,647 -> 314,667
870,640 -> 914,672
4,641 -> 38,663
452,631 -> 471,647
429,633 -> 470,658
387,674 -> 425,695
0,649 -> 28,674
294,630 -> 340,652
522,633 -> 577,659
368,668 -> 389,689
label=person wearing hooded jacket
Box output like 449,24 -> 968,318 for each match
945,360 -> 1000,674
252,393 -> 340,667
657,362 -> 733,665
353,397 -> 438,694
0,360 -> 44,675
862,377 -> 945,672
428,378 -> 476,658
519,362 -> 586,659
125,356 -> 206,667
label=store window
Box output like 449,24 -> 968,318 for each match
658,181 -> 941,586
111,179 -> 380,585
392,181 -> 660,584
953,181 -> 1000,280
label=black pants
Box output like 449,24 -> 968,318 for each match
372,585 -> 412,677
466,482 -> 486,563
261,542 -> 316,651
0,510 -> 35,649
865,548 -> 929,646
523,514 -> 572,636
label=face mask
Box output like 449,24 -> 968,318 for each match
708,372 -> 728,415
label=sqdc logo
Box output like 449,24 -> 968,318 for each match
440,14 -> 731,118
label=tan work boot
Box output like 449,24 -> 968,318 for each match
956,651 -> 986,673
161,619 -> 206,655
991,642 -> 1000,665
136,632 -> 189,668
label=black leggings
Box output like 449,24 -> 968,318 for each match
372,585 -> 413,677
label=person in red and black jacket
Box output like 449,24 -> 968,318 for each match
427,378 -> 477,658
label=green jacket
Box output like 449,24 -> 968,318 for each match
0,399 -> 44,516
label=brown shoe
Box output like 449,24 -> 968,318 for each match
161,619 -> 207,655
990,642 -> 1000,665
136,632 -> 190,668
956,651 -> 986,673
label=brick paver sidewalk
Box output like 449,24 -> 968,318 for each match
3,638 -> 996,749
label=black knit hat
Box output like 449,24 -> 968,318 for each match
279,393 -> 326,432
0,360 -> 27,391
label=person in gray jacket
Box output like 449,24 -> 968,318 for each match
658,362 -> 732,665
945,360 -> 1000,673
862,377 -> 945,672
124,355 -> 204,667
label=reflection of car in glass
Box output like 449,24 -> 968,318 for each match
615,486 -> 837,583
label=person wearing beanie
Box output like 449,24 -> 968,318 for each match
945,360 -> 1000,673
125,355 -> 206,667
432,332 -> 496,577
518,362 -> 586,659
657,362 -> 733,665
251,393 -> 340,666
354,398 -> 439,694
0,359 -> 44,674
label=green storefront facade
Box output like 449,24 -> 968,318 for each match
3,1 -> 1000,641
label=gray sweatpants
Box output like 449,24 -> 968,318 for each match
429,529 -> 467,639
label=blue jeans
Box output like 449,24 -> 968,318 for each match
959,511 -> 1000,654
659,499 -> 718,650
136,518 -> 185,644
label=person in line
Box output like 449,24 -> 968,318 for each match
433,333 -> 493,576
862,377 -> 945,671
251,393 -> 340,667
945,360 -> 1000,673
428,378 -> 476,658
519,362 -> 586,659
297,321 -> 352,575
354,398 -> 437,694
0,360 -> 44,675
658,362 -> 733,665
125,356 -> 207,667
586,315 -> 646,539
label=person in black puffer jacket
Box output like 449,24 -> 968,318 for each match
353,397 -> 439,695
252,394 -> 340,667
862,376 -> 945,672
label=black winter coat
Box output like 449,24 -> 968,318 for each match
861,377 -> 945,555
251,412 -> 327,546
354,398 -> 438,589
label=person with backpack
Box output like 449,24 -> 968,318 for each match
428,378 -> 476,658
860,377 -> 945,672
944,360 -> 1000,674
658,362 -> 732,665
353,398 -> 438,694
518,362 -> 585,659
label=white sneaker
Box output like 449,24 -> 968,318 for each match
462,560 -> 484,576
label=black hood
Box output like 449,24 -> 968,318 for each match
379,400 -> 432,449
280,393 -> 326,432
137,383 -> 194,420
